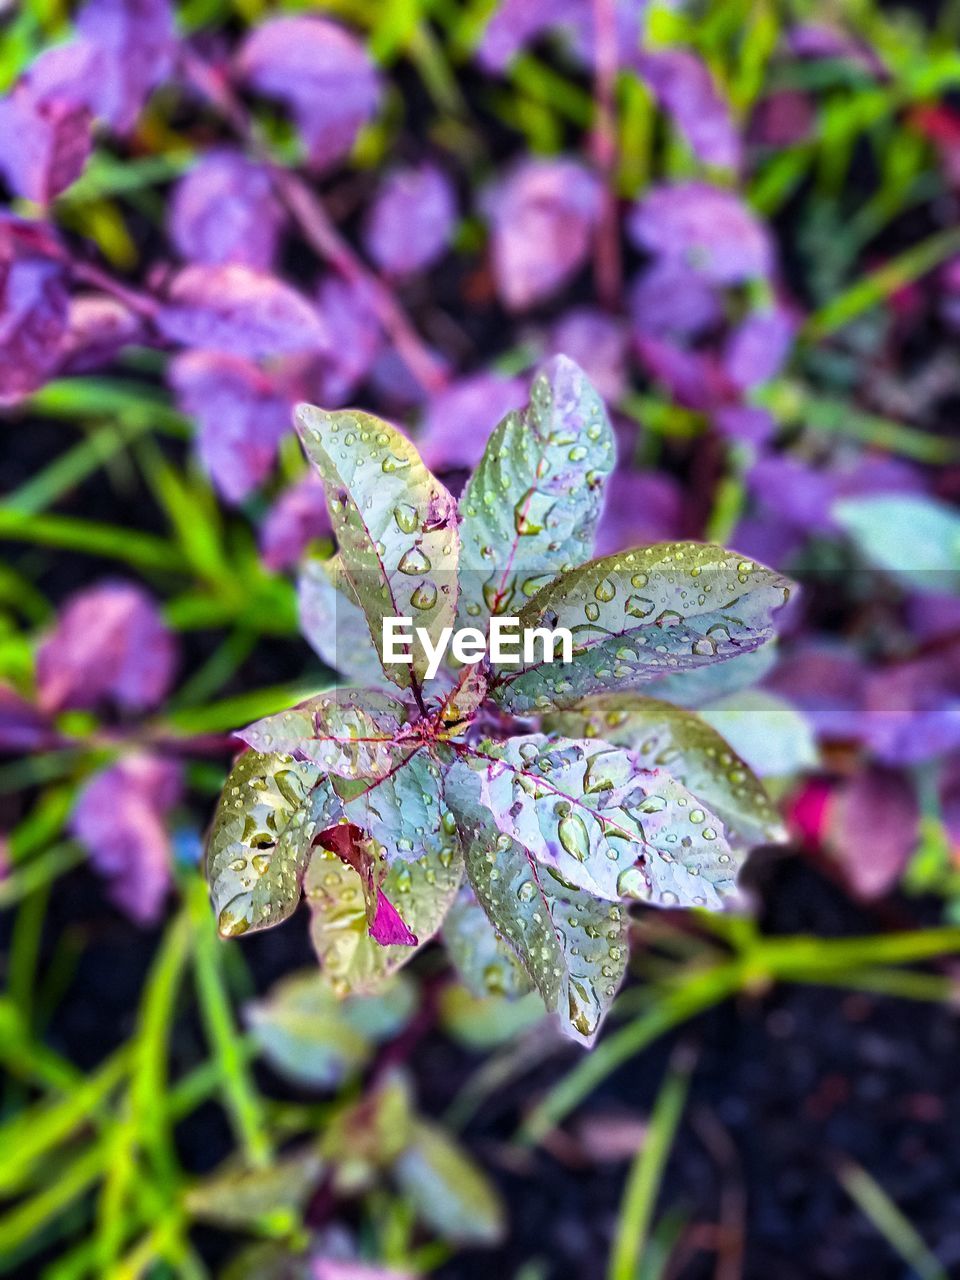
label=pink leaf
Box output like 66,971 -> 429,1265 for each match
369,890 -> 418,947
0,216 -> 68,404
364,164 -> 457,278
628,181 -> 774,284
170,150 -> 286,270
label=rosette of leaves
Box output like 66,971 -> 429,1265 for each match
206,356 -> 795,1044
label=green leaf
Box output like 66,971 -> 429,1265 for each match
245,971 -> 417,1089
641,645 -> 777,708
295,404 -> 460,688
447,736 -> 738,906
446,778 -> 629,1044
185,1149 -> 324,1232
305,838 -> 463,996
544,695 -> 786,847
491,542 -> 793,713
457,356 -> 615,623
833,494 -> 960,593
299,554 -> 392,685
442,886 -> 533,999
205,751 -> 338,938
238,688 -> 415,779
393,1120 -> 506,1245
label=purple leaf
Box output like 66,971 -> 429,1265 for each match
485,158 -> 602,310
312,274 -> 382,404
549,308 -> 628,402
157,265 -> 329,359
236,17 -> 380,170
0,216 -> 69,404
825,768 -> 918,900
628,181 -> 774,284
0,685 -> 59,753
364,164 -> 457,278
169,351 -> 292,503
416,371 -> 526,473
170,150 -> 285,270
36,582 -> 177,714
0,79 -> 92,203
786,22 -> 885,76
70,753 -> 181,924
749,89 -> 815,148
722,306 -> 796,390
635,335 -> 730,410
746,454 -> 836,532
863,644 -> 960,765
713,405 -> 777,446
260,473 -> 332,571
635,49 -> 741,171
71,0 -> 176,134
594,468 -> 684,556
476,0 -> 643,74
629,261 -> 723,340
765,644 -> 869,741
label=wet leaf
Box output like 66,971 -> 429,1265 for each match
698,689 -> 819,778
316,822 -> 417,946
438,985 -> 546,1050
445,776 -> 629,1045
447,735 -> 737,907
295,404 -> 460,689
305,836 -> 462,996
335,749 -> 458,869
298,554 -> 389,686
545,695 -> 786,848
205,750 -> 337,938
442,885 -> 532,999
457,356 -> 615,625
185,1149 -> 323,1231
238,688 -> 414,780
392,1120 -> 505,1244
491,542 -> 793,713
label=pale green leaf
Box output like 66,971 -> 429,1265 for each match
205,751 -> 338,938
299,553 -> 392,686
457,356 -> 615,624
305,839 -> 463,996
698,689 -> 820,778
245,970 -> 417,1088
438,986 -> 547,1050
295,404 -> 460,688
491,542 -> 793,713
393,1120 -> 506,1245
238,688 -> 415,779
834,493 -> 960,593
642,644 -> 777,708
446,736 -> 738,907
185,1149 -> 323,1231
442,885 -> 533,999
545,695 -> 786,847
446,779 -> 629,1045
335,749 -> 460,866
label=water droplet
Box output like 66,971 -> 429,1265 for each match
411,581 -> 437,610
617,866 -> 647,899
514,488 -> 554,536
568,445 -> 587,462
584,602 -> 600,622
518,880 -> 536,902
398,546 -> 431,574
382,453 -> 410,473
558,812 -> 590,862
692,637 -> 717,656
393,503 -> 419,533
625,595 -> 654,619
594,578 -> 616,603
218,907 -> 249,937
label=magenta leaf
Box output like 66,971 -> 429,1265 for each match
70,753 -> 181,924
485,158 -> 602,310
157,265 -> 329,359
364,164 -> 457,278
169,150 -> 286,270
0,686 -> 60,753
169,351 -> 292,503
628,181 -> 774,284
73,0 -> 176,133
36,582 -> 176,714
825,768 -> 919,900
236,17 -> 380,170
61,294 -> 144,373
594,469 -> 684,557
370,891 -> 418,947
722,305 -> 796,390
629,261 -> 723,340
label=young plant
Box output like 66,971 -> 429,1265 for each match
206,356 -> 794,1043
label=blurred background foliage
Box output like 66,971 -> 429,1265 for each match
3,0 -> 960,1276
